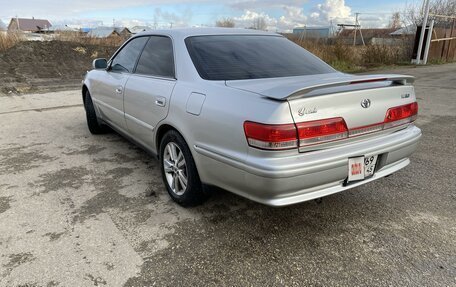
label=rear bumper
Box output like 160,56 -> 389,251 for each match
195,125 -> 421,206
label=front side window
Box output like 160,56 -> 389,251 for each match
110,37 -> 148,73
135,36 -> 175,78
185,35 -> 336,81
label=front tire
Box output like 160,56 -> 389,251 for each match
160,130 -> 209,206
84,91 -> 109,134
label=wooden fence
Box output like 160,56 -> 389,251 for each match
413,22 -> 456,63
428,24 -> 456,62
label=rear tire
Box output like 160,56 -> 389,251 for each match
84,91 -> 109,134
160,130 -> 209,206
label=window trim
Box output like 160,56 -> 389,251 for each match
132,35 -> 177,80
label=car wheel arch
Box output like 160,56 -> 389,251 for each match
155,123 -> 189,158
82,84 -> 89,105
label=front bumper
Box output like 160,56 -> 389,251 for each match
195,125 -> 422,206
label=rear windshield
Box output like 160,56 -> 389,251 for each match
185,35 -> 335,81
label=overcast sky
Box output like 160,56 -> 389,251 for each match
0,0 -> 421,31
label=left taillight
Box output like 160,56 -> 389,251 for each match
243,121 -> 298,150
384,102 -> 418,129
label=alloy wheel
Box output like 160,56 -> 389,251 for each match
163,142 -> 188,195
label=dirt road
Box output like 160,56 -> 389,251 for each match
0,64 -> 455,286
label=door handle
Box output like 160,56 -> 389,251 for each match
155,97 -> 166,107
115,87 -> 123,94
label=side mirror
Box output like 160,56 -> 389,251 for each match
92,58 -> 108,69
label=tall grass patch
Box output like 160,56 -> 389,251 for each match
0,33 -> 22,52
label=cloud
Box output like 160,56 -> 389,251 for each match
2,0 -> 391,32
357,15 -> 390,28
152,7 -> 193,28
232,0 -> 358,32
278,6 -> 307,30
50,7 -> 193,29
0,0 -> 199,20
229,0 -> 308,10
310,0 -> 353,25
233,10 -> 277,30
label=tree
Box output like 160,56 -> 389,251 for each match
403,0 -> 456,26
251,17 -> 267,30
389,12 -> 401,29
215,18 -> 235,28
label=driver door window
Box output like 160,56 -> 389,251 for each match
135,36 -> 175,78
110,37 -> 148,73
95,37 -> 148,131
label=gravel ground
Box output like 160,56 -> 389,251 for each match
0,64 -> 455,287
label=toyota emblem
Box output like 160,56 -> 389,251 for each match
361,99 -> 371,108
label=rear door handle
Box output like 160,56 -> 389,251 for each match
115,87 -> 123,94
155,97 -> 166,107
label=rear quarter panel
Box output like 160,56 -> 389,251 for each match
160,80 -> 294,186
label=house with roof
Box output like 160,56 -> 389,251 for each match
88,27 -> 131,39
130,26 -> 153,34
337,28 -> 398,45
114,27 -> 132,38
390,25 -> 417,37
49,25 -> 80,33
88,27 -> 121,39
293,26 -> 333,38
8,17 -> 52,33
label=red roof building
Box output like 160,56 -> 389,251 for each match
8,18 -> 52,32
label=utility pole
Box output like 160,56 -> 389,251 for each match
329,19 -> 333,36
415,0 -> 431,64
423,19 -> 434,64
170,22 -> 173,29
353,13 -> 358,45
353,13 -> 365,46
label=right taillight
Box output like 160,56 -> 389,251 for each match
384,102 -> 418,129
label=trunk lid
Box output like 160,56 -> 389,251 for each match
227,73 -> 416,150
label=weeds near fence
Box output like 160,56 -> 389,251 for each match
54,32 -> 124,47
0,32 -> 122,53
289,37 -> 414,72
0,33 -> 22,52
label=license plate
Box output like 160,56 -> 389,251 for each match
348,155 -> 378,182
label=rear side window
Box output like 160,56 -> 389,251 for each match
135,36 -> 175,78
110,37 -> 148,73
185,35 -> 335,80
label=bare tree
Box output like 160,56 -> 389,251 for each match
389,12 -> 402,28
403,0 -> 456,26
251,17 -> 267,30
215,18 -> 235,28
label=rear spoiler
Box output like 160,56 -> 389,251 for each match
267,75 -> 415,100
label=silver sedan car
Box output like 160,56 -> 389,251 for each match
82,28 -> 421,206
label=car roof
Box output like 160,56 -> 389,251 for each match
134,27 -> 280,39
